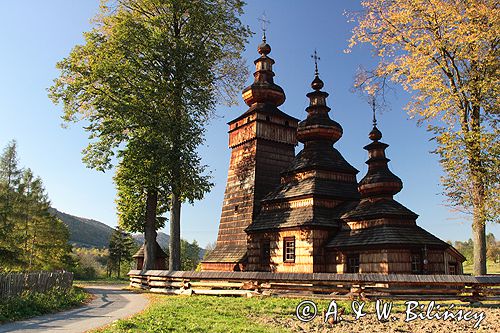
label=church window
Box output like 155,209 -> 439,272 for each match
283,237 -> 295,262
449,263 -> 457,275
411,253 -> 421,274
261,240 -> 271,265
347,254 -> 360,273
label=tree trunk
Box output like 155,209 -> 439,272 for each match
469,104 -> 487,276
472,218 -> 486,275
142,189 -> 158,272
169,192 -> 181,271
117,252 -> 121,279
472,173 -> 487,275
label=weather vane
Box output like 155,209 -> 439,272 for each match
311,49 -> 320,76
258,12 -> 270,42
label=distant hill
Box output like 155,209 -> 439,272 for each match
49,208 -> 115,248
132,232 -> 170,249
50,208 -> 202,256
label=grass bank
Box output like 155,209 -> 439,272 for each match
74,276 -> 130,286
463,259 -> 500,274
0,286 -> 90,323
93,294 -> 499,333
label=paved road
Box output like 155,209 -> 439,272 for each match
0,285 -> 149,333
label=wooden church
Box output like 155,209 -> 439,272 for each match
201,36 -> 465,274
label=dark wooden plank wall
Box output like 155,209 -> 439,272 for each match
0,271 -> 73,298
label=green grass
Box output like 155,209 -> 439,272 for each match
74,276 -> 130,286
463,259 -> 500,274
95,295 -> 348,333
94,294 -> 493,333
0,286 -> 90,323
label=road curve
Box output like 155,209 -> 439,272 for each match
0,285 -> 149,333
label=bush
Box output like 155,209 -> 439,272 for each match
0,287 -> 89,323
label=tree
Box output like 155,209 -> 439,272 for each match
108,228 -> 136,278
162,238 -> 201,270
349,0 -> 499,275
0,141 -> 71,271
180,239 -> 201,271
49,0 -> 250,271
0,140 -> 23,267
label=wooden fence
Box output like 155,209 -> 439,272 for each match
129,270 -> 500,303
0,271 -> 73,298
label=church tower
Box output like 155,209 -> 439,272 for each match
246,61 -> 359,272
201,35 -> 299,271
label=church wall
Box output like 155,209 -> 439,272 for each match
325,248 -> 462,274
247,228 -> 332,273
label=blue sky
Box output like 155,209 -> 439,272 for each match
0,1 -> 497,247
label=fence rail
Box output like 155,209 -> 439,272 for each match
0,271 -> 73,298
129,270 -> 500,303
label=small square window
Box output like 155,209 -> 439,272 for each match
283,237 -> 295,262
347,254 -> 360,273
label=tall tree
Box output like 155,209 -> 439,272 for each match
49,0 -> 250,271
0,141 -> 71,271
0,140 -> 23,267
108,228 -> 136,278
349,0 -> 499,275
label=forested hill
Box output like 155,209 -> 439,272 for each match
132,233 -> 170,249
49,208 -> 115,248
50,208 -> 172,249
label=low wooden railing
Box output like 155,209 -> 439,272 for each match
0,271 -> 73,298
129,270 -> 500,303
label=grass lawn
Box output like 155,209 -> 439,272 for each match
463,260 -> 500,274
74,276 -> 130,286
93,294 -> 500,333
0,286 -> 91,323
94,294 -> 332,333
93,294 -> 499,333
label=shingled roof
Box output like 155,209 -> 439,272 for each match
263,177 -> 360,202
341,198 -> 418,220
229,101 -> 299,124
281,143 -> 359,175
325,224 -> 450,249
202,244 -> 247,263
247,201 -> 357,232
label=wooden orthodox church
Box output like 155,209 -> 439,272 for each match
201,36 -> 465,274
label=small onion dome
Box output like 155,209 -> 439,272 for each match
358,139 -> 403,198
258,41 -> 271,55
369,125 -> 382,141
311,75 -> 324,91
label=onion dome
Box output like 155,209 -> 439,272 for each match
242,35 -> 285,107
297,71 -> 343,144
358,125 -> 403,198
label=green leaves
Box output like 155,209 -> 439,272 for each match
0,141 -> 71,271
49,0 -> 249,242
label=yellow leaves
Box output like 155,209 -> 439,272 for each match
349,0 -> 499,124
350,0 -> 499,221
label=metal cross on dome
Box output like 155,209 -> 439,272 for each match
258,12 -> 270,42
311,49 -> 320,76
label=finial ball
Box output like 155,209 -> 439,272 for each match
311,75 -> 324,90
369,126 -> 382,141
258,42 -> 271,55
